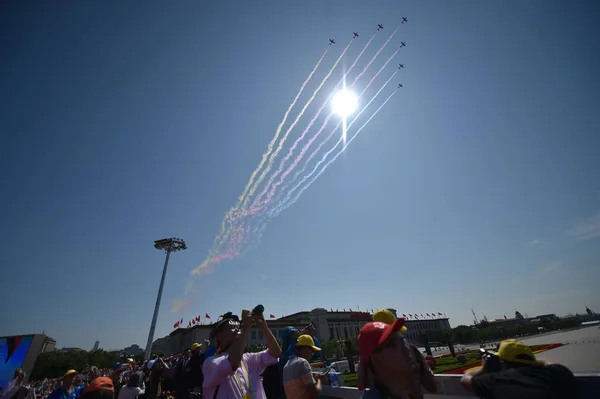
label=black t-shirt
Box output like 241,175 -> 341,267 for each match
471,364 -> 579,399
262,364 -> 280,399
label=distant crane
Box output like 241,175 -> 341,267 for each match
472,308 -> 479,325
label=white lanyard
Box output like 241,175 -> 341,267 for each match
233,362 -> 251,394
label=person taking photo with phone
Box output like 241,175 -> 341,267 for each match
203,309 -> 282,399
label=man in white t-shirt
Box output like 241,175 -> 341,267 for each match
203,310 -> 282,399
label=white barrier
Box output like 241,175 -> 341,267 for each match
320,373 -> 600,399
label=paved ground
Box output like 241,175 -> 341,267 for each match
519,326 -> 600,373
418,325 -> 600,373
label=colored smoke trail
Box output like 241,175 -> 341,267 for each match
246,39 -> 363,212
251,33 -> 381,210
209,48 -> 330,250
352,25 -> 400,84
271,88 -> 398,217
236,47 -> 329,207
171,299 -> 190,313
204,46 -> 329,253
269,49 -> 401,209
269,69 -> 399,217
241,39 -> 355,211
191,222 -> 249,275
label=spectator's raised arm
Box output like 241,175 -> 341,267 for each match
254,312 -> 282,358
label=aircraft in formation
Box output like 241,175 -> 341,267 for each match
402,17 -> 408,24
353,32 -> 359,38
398,84 -> 403,88
377,24 -> 384,31
401,41 -> 406,47
399,64 -> 404,69
329,39 -> 335,45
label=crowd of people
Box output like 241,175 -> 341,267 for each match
2,308 -> 580,399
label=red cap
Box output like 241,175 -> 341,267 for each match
84,377 -> 114,393
357,319 -> 406,390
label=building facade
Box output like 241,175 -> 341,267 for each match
152,308 -> 452,355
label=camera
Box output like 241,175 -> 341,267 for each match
479,349 -> 502,373
252,304 -> 264,315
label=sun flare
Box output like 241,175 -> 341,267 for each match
331,89 -> 358,118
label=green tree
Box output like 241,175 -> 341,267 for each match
443,331 -> 455,357
31,350 -> 121,380
321,339 -> 342,359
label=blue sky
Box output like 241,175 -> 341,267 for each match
1,1 -> 599,350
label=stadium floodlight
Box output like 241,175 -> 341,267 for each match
144,237 -> 187,360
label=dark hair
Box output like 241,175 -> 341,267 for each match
211,312 -> 240,353
210,312 -> 239,339
126,373 -> 141,388
367,363 -> 393,398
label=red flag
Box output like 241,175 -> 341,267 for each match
173,322 -> 178,329
195,316 -> 201,322
426,313 -> 430,317
402,314 -> 407,318
270,314 -> 275,318
438,312 -> 443,316
205,313 -> 211,319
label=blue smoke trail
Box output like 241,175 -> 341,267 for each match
269,88 -> 398,217
268,70 -> 399,217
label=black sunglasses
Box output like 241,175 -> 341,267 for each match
211,312 -> 241,337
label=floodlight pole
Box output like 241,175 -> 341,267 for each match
145,237 -> 187,360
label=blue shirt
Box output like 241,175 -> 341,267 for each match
47,387 -> 82,399
205,345 -> 217,358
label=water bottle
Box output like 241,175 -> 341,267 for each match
329,371 -> 339,388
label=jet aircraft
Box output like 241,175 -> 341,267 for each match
353,32 -> 359,38
399,64 -> 404,69
402,17 -> 408,24
398,84 -> 403,88
400,41 -> 406,47
377,24 -> 384,31
329,39 -> 335,45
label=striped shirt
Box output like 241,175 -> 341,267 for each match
282,356 -> 315,399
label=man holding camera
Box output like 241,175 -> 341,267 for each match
460,339 -> 578,399
203,309 -> 282,399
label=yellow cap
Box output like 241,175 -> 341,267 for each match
497,339 -> 536,365
373,309 -> 408,333
64,370 -> 77,377
295,334 -> 321,351
190,343 -> 203,352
